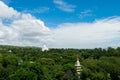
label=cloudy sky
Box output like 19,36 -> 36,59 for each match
0,0 -> 120,48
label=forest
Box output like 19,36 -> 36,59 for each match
0,45 -> 120,80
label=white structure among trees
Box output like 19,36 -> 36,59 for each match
8,50 -> 12,53
42,45 -> 49,52
75,56 -> 82,79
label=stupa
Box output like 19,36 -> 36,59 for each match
75,55 -> 82,79
42,45 -> 49,52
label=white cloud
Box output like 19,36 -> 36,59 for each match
0,1 -> 51,47
53,0 -> 76,12
0,1 -> 19,18
79,10 -> 93,18
51,17 -> 120,48
23,7 -> 50,14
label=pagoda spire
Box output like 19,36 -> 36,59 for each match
75,54 -> 82,79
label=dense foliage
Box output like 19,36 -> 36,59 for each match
0,45 -> 120,80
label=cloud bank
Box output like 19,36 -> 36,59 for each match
0,1 -> 51,47
1,1 -> 120,48
51,17 -> 120,48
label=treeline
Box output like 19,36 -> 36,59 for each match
0,45 -> 120,80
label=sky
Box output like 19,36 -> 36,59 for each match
0,0 -> 120,48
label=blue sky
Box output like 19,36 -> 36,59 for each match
2,0 -> 120,27
1,0 -> 120,48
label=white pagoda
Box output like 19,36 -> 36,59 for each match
75,56 -> 82,78
42,45 -> 49,52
